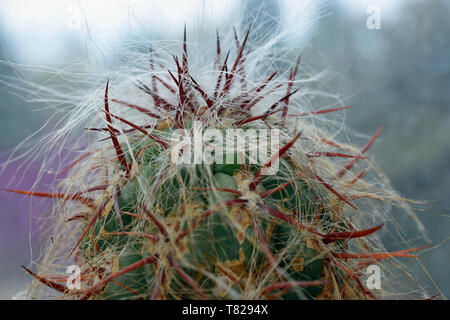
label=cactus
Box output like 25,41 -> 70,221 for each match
7,24 -> 433,300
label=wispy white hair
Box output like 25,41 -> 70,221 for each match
1,0 -> 330,183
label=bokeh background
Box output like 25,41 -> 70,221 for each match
0,0 -> 448,299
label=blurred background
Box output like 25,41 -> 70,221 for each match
0,0 -> 448,299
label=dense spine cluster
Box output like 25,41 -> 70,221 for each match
7,25 -> 428,300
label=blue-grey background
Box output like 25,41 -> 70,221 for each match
0,0 -> 448,299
